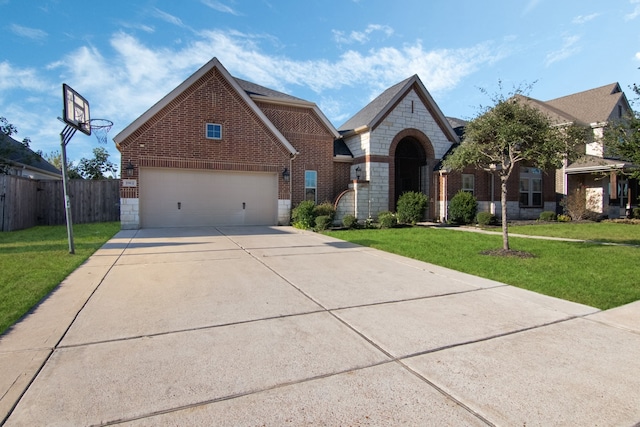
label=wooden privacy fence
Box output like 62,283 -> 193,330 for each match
0,175 -> 120,231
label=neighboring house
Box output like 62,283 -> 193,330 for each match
113,57 -> 636,229
517,83 -> 637,219
546,83 -> 637,218
437,83 -> 638,221
0,133 -> 62,180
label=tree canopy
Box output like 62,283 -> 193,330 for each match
443,88 -> 586,251
604,81 -> 640,179
78,147 -> 117,180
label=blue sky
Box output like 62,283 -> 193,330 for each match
2,0 -> 639,170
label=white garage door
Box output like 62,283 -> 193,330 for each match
139,168 -> 278,228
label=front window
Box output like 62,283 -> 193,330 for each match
462,174 -> 475,195
520,167 -> 542,207
205,123 -> 222,140
305,170 -> 317,203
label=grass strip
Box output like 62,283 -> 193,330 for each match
0,222 -> 121,335
324,227 -> 640,310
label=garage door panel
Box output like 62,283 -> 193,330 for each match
140,168 -> 277,228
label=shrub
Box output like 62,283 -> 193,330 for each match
448,191 -> 477,225
314,201 -> 336,220
561,187 -> 599,221
314,215 -> 332,231
342,214 -> 357,229
377,211 -> 397,229
633,207 -> 640,219
291,200 -> 316,229
476,211 -> 496,226
539,211 -> 557,222
557,214 -> 572,222
396,191 -> 428,224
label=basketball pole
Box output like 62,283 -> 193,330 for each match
60,124 -> 77,254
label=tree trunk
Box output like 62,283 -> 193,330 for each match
501,177 -> 510,250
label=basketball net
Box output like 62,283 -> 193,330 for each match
89,119 -> 113,144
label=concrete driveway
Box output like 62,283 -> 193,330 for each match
1,226 -> 639,426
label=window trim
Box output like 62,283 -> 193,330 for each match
205,123 -> 222,140
304,170 -> 317,204
519,167 -> 543,207
461,174 -> 475,195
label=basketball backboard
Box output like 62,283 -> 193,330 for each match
62,83 -> 91,135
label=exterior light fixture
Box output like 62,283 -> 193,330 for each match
125,160 -> 135,177
355,166 -> 361,180
282,167 -> 290,182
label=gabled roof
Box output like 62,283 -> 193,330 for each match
236,78 -> 340,139
545,83 -> 629,124
339,77 -> 411,132
234,78 -> 309,103
0,133 -> 61,177
338,75 -> 459,143
512,94 -> 584,125
114,57 -> 298,155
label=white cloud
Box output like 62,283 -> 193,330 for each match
625,0 -> 640,20
332,24 -> 394,45
118,22 -> 155,33
38,29 -> 504,136
0,61 -> 47,91
572,13 -> 600,24
635,52 -> 640,60
151,8 -> 188,28
191,30 -> 499,97
201,0 -> 241,15
9,24 -> 47,40
544,35 -> 581,67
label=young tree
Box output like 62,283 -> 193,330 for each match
44,150 -> 83,179
78,147 -> 117,180
443,88 -> 585,251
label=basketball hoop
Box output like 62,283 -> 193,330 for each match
89,118 -> 113,144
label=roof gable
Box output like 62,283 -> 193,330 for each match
544,83 -> 629,124
237,78 -> 340,139
114,58 -> 298,155
512,94 -> 584,125
339,75 -> 459,142
339,77 -> 411,132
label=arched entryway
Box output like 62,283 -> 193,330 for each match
389,129 -> 434,213
395,137 -> 425,200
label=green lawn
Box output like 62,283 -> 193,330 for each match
507,221 -> 640,245
0,222 -> 121,335
324,226 -> 640,310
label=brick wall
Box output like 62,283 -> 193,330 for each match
438,164 -> 558,220
255,101 -> 336,207
118,67 -> 293,202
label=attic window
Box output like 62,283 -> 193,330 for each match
206,123 -> 222,140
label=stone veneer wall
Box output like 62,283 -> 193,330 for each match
343,88 -> 455,215
368,90 -> 454,159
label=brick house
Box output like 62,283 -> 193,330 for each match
509,84 -> 637,219
113,57 -> 636,229
114,58 -> 340,229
